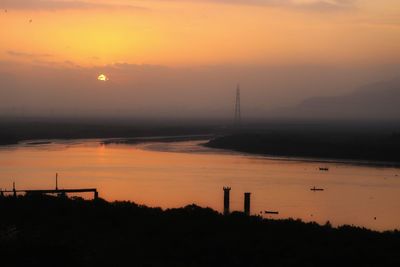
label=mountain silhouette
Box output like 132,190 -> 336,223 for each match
274,78 -> 400,119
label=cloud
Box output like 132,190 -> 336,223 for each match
293,0 -> 356,12
1,0 -> 355,12
1,0 -> 146,11
353,15 -> 400,27
165,0 -> 356,12
7,50 -> 53,58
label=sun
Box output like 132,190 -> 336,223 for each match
97,74 -> 108,81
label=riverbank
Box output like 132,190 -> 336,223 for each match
0,119 -> 218,147
1,195 -> 399,266
205,133 -> 400,166
101,134 -> 214,145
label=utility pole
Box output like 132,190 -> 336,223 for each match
13,181 -> 16,198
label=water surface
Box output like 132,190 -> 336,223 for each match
1,139 -> 399,231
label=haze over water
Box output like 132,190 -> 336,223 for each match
1,139 -> 399,231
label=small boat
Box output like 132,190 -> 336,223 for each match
319,167 -> 329,171
310,186 -> 324,191
265,211 -> 279,215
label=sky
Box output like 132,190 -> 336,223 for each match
1,0 -> 400,118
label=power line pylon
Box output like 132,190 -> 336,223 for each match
235,84 -> 241,126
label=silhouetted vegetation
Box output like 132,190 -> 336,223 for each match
1,195 -> 400,266
206,133 -> 400,164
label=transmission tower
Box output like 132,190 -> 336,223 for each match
234,84 -> 241,125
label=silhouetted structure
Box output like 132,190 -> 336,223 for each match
2,177 -> 99,200
223,187 -> 231,215
265,211 -> 279,215
3,188 -> 99,199
56,173 -> 58,190
13,182 -> 16,198
244,192 -> 251,216
234,84 -> 241,126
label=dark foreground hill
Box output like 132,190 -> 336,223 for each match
0,196 -> 400,267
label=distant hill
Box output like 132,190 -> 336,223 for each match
274,78 -> 400,119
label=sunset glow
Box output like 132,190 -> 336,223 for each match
1,1 -> 400,67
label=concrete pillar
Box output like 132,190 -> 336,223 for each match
223,187 -> 231,215
244,192 -> 251,216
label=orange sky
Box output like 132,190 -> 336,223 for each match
1,0 -> 400,67
1,1 -> 400,119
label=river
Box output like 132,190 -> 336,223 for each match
1,139 -> 399,231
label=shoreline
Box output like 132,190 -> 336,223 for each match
0,134 -> 215,148
101,134 -> 215,145
205,144 -> 400,169
205,133 -> 400,168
